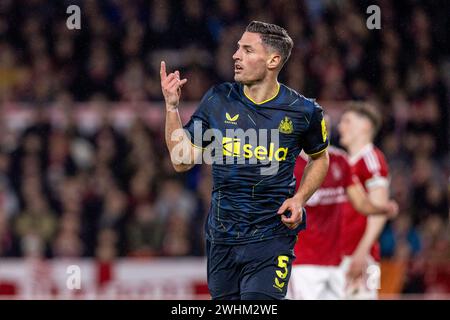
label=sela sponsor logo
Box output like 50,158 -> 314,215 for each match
222,137 -> 288,161
172,123 -> 288,175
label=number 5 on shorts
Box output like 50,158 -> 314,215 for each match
274,255 -> 289,291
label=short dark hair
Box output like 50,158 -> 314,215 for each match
344,102 -> 382,135
245,21 -> 293,68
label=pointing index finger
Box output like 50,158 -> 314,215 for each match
160,61 -> 167,81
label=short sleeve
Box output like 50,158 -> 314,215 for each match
183,87 -> 214,149
363,151 -> 390,190
302,102 -> 329,155
341,156 -> 355,188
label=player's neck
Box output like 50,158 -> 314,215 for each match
243,80 -> 280,105
347,138 -> 372,157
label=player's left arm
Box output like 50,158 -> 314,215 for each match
278,150 -> 329,229
346,180 -> 398,217
354,185 -> 389,256
277,102 -> 330,229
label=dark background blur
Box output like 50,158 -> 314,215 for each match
0,0 -> 448,297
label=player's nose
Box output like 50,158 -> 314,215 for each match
232,50 -> 240,61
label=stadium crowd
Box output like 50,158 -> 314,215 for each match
0,0 -> 448,294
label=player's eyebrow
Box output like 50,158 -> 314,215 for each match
237,42 -> 253,50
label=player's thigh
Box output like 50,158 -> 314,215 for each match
288,265 -> 329,300
206,240 -> 240,300
340,256 -> 380,300
361,258 -> 380,299
240,236 -> 296,300
323,266 -> 346,300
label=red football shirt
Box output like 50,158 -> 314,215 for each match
293,147 -> 354,266
340,144 -> 389,261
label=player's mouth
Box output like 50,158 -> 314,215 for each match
234,64 -> 243,73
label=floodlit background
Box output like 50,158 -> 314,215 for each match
0,0 -> 448,299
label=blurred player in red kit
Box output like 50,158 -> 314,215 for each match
337,102 -> 393,299
287,112 -> 397,300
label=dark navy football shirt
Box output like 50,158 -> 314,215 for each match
183,82 -> 329,244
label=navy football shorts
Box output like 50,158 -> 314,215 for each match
206,235 -> 297,300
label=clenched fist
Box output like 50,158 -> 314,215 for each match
160,61 -> 188,111
277,195 -> 304,229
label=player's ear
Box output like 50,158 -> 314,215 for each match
267,53 -> 282,70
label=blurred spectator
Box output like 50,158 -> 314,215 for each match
98,187 -> 128,255
52,212 -> 83,257
127,202 -> 164,257
380,214 -> 421,260
154,177 -> 197,222
0,207 -> 13,256
95,228 -> 118,262
14,194 -> 57,257
161,209 -> 192,256
0,150 -> 19,220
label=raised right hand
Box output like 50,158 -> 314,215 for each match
160,61 -> 188,111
